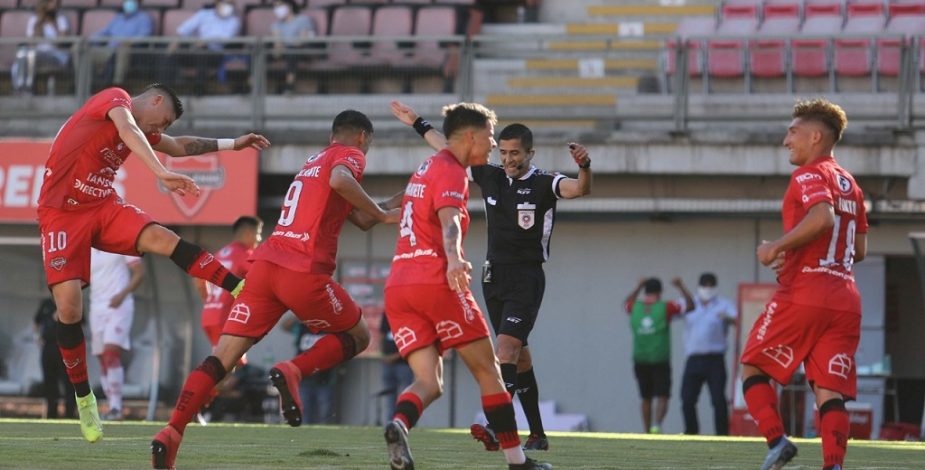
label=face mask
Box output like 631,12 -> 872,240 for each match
123,0 -> 138,15
273,4 -> 290,19
697,287 -> 717,301
216,3 -> 233,17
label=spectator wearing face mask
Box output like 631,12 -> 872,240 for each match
90,0 -> 153,87
11,0 -> 70,94
679,272 -> 738,436
162,0 -> 241,94
270,0 -> 315,94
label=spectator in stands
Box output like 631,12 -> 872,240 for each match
162,0 -> 242,95
624,277 -> 694,433
680,272 -> 737,436
90,0 -> 154,87
33,298 -> 76,419
11,0 -> 70,94
270,0 -> 316,94
379,316 -> 413,421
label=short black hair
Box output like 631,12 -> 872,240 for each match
332,109 -> 373,136
233,215 -> 262,233
144,82 -> 183,119
277,0 -> 299,14
499,123 -> 533,151
441,102 -> 497,138
699,273 -> 717,287
644,278 -> 662,295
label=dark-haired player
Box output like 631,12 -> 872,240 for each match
382,102 -> 551,470
37,83 -> 269,443
152,110 -> 401,470
391,101 -> 591,451
741,98 -> 867,470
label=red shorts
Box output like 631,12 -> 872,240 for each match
384,284 -> 490,357
222,260 -> 361,340
202,321 -> 223,346
740,296 -> 860,399
38,197 -> 154,287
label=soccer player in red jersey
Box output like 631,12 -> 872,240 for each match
151,110 -> 401,470
37,83 -> 270,443
382,103 -> 551,470
740,99 -> 867,470
195,216 -> 263,348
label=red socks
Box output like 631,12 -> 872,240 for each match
290,333 -> 357,377
59,341 -> 89,393
743,376 -> 784,446
168,356 -> 226,435
482,392 -> 521,449
820,399 -> 849,468
170,239 -> 241,292
393,392 -> 423,430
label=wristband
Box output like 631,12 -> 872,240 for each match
578,159 -> 591,169
412,117 -> 434,137
218,138 -> 235,151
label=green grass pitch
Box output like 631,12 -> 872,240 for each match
0,419 -> 923,469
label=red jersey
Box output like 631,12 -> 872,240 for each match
776,155 -> 868,313
39,87 -> 161,209
387,150 -> 470,287
201,241 -> 254,322
251,143 -> 366,275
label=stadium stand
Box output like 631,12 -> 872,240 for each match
834,1 -> 887,81
81,8 -> 118,36
877,2 -> 925,77
707,3 -> 760,79
792,3 -> 843,78
666,16 -> 716,77
749,2 -> 801,79
367,5 -> 413,66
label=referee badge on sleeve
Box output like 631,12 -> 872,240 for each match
517,202 -> 536,229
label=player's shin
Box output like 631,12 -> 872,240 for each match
500,363 -> 517,398
57,321 -> 91,397
169,239 -> 242,292
819,398 -> 849,469
743,375 -> 785,447
517,368 -> 545,436
482,392 -> 526,464
168,356 -> 227,435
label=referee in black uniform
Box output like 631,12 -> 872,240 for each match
391,101 -> 592,451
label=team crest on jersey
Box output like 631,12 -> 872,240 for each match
162,155 -> 226,218
837,174 -> 852,194
517,202 -> 536,229
415,159 -> 432,176
306,153 -> 322,164
49,256 -> 67,271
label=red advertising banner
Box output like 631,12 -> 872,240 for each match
0,140 -> 257,225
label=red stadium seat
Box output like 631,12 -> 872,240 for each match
834,15 -> 886,76
62,0 -> 100,9
162,8 -> 196,35
306,0 -> 344,8
888,2 -> 925,17
182,0 -> 213,11
144,9 -> 162,35
324,5 -> 372,66
846,1 -> 884,18
877,12 -> 925,76
305,8 -> 328,36
721,3 -> 759,20
804,1 -> 843,18
0,0 -> 18,9
244,6 -> 275,37
368,5 -> 413,65
705,15 -> 756,78
750,15 -> 800,78
665,16 -> 715,77
81,8 -> 117,36
1,10 -> 34,37
792,13 -> 842,77
763,2 -> 800,19
434,0 -> 474,4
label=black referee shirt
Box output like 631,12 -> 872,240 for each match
471,164 -> 565,264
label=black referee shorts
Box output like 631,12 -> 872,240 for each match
481,262 -> 545,346
634,361 -> 672,399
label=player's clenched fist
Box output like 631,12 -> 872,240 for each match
568,142 -> 590,167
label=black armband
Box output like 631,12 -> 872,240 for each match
579,159 -> 591,169
413,117 -> 434,137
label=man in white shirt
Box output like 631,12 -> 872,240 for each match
680,272 -> 737,435
89,248 -> 145,420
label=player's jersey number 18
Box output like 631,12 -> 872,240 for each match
819,214 -> 857,271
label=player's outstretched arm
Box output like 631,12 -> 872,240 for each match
153,133 -> 270,157
757,202 -> 835,266
671,277 -> 695,314
331,165 -> 400,230
624,277 -> 647,312
390,100 -> 447,151
438,206 -> 472,293
108,107 -> 199,196
558,142 -> 592,199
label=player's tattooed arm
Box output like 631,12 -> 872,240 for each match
152,135 -> 216,157
438,207 -> 472,292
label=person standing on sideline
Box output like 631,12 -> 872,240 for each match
196,216 -> 263,349
625,277 -> 694,434
380,315 -> 413,421
89,248 -> 144,421
151,110 -> 401,470
382,102 -> 551,470
741,99 -> 867,470
38,82 -> 269,443
680,272 -> 737,435
390,101 -> 592,451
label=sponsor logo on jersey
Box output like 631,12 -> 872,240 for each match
325,283 -> 344,314
795,172 -> 822,184
756,301 -> 777,341
49,256 -> 67,271
162,155 -> 226,218
516,188 -> 532,195
441,190 -> 465,201
828,353 -> 853,379
455,291 -> 476,322
272,230 -> 310,242
505,316 -> 522,324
